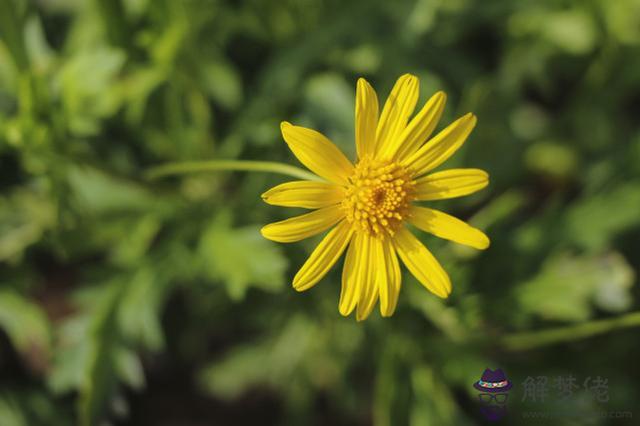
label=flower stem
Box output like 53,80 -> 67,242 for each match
144,160 -> 321,181
500,311 -> 640,351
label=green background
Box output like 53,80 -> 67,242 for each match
1,0 -> 639,424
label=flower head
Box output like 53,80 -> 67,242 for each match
261,74 -> 489,320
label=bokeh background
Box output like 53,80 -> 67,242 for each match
1,0 -> 640,425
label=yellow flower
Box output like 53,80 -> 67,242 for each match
261,74 -> 490,320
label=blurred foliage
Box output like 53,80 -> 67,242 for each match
0,0 -> 639,425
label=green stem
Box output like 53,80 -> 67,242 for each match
144,160 -> 321,182
500,311 -> 640,351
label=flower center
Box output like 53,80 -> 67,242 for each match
342,157 -> 415,238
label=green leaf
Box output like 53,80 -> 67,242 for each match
524,140 -> 579,180
516,251 -> 635,322
410,365 -> 470,426
200,60 -> 243,110
199,217 -> 287,300
509,9 -> 596,55
0,188 -> 56,262
110,215 -> 162,266
565,183 -> 640,251
302,73 -> 354,155
67,166 -> 157,215
117,267 -> 167,351
47,316 -> 91,395
49,279 -> 149,426
0,394 -> 28,426
58,46 -> 126,135
0,289 -> 52,371
78,283 -> 124,426
198,317 -> 315,400
114,346 -> 145,390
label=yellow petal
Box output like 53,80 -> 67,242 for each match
262,181 -> 345,209
355,78 -> 379,159
414,168 -> 489,201
379,239 -> 401,317
403,113 -> 477,177
408,206 -> 490,250
293,220 -> 353,291
339,232 -> 363,316
261,205 -> 344,243
281,122 -> 354,184
392,227 -> 451,298
356,234 -> 380,321
375,74 -> 419,157
381,91 -> 446,161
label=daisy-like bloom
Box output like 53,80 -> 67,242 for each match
261,74 -> 490,320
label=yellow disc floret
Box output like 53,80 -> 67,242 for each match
342,157 -> 415,238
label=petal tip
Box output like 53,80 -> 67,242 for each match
478,235 -> 491,250
432,277 -> 452,299
435,287 -> 451,299
260,224 -> 282,242
395,73 -> 419,91
259,225 -> 270,238
400,72 -> 418,81
280,121 -> 292,133
355,312 -> 369,322
465,112 -> 478,124
339,302 -> 355,317
476,170 -> 490,190
380,307 -> 395,318
431,91 -> 447,110
292,278 -> 307,292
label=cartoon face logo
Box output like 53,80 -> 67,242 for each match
473,368 -> 512,421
